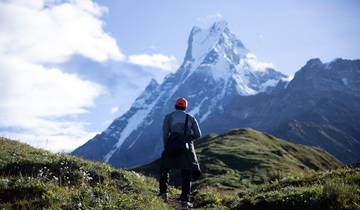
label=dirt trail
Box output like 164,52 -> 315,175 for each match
166,195 -> 196,210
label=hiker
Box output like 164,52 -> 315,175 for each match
159,97 -> 202,209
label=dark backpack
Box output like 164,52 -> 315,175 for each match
165,114 -> 191,157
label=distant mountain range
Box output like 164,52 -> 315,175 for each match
73,21 -> 360,167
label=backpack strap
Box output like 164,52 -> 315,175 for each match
184,114 -> 189,136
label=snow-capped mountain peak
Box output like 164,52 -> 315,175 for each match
185,21 -> 248,65
182,21 -> 287,95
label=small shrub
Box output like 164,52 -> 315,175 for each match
345,172 -> 360,185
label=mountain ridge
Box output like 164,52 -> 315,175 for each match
73,21 -> 288,167
73,21 -> 360,167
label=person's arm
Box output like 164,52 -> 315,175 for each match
191,116 -> 202,140
162,115 -> 170,148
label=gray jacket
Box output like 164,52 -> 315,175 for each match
162,110 -> 202,147
161,110 -> 202,170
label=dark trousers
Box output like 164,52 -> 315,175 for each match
159,168 -> 192,202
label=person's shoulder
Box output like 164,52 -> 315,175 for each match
185,112 -> 194,118
186,112 -> 198,121
165,111 -> 176,119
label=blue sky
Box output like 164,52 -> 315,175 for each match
98,0 -> 360,73
0,0 -> 359,152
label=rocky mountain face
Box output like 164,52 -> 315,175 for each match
73,21 -> 360,167
271,58 -> 360,162
214,58 -> 360,163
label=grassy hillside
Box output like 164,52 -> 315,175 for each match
191,164 -> 360,210
138,128 -> 342,188
136,128 -> 360,210
0,137 -> 169,209
1,129 -> 359,210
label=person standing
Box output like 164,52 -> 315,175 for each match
159,97 -> 202,209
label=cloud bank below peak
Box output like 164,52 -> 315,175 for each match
127,54 -> 178,71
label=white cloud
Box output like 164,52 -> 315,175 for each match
0,0 -> 125,63
0,56 -> 104,125
1,128 -> 98,152
111,106 -> 119,114
0,55 -> 105,152
0,0 -> 122,152
239,53 -> 275,72
128,54 -> 178,71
